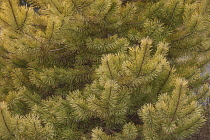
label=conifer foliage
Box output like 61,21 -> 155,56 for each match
0,0 -> 209,139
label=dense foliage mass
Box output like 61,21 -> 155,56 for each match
0,0 -> 209,139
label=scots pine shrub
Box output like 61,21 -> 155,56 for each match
0,0 -> 209,139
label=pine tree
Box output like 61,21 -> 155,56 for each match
0,0 -> 209,139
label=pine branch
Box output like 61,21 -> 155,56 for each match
186,60 -> 210,79
23,92 -> 41,105
8,0 -> 19,28
172,116 -> 203,135
137,47 -> 146,77
93,100 -> 107,110
106,60 -> 114,79
156,67 -> 173,94
105,86 -> 112,111
196,87 -> 209,101
0,17 -> 10,26
70,0 -> 93,25
171,33 -> 192,45
0,55 -> 10,59
31,24 -> 47,28
171,84 -> 182,122
141,60 -> 161,77
20,7 -> 29,29
165,1 -> 179,27
49,47 -> 67,52
0,110 -> 15,137
48,22 -> 55,42
102,127 -> 117,135
50,0 -> 62,14
23,32 -> 40,43
33,122 -> 37,140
